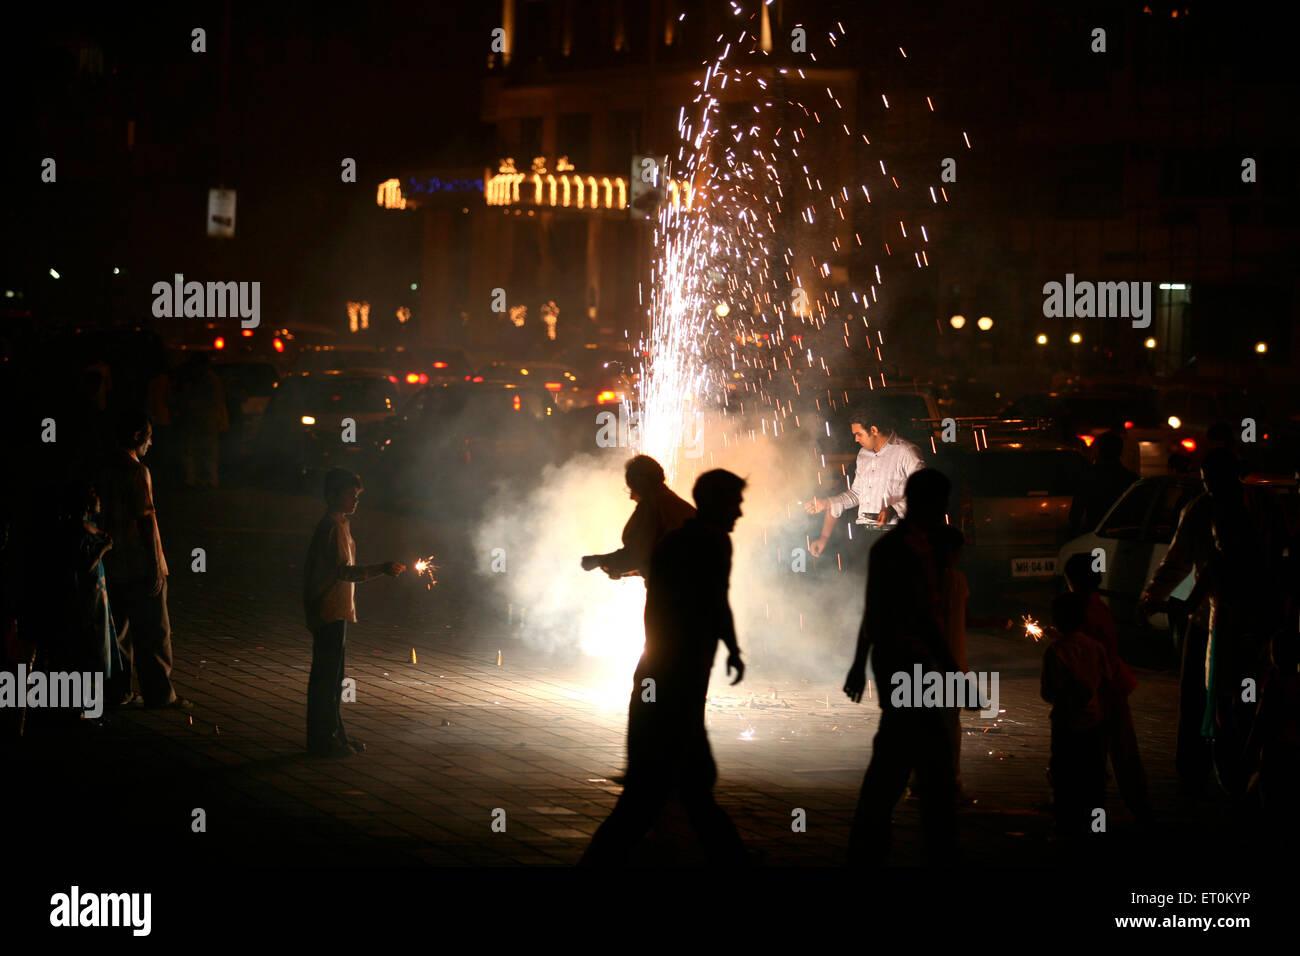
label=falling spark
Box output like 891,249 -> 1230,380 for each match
413,555 -> 439,590
1021,615 -> 1044,642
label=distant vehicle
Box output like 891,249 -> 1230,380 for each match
254,371 -> 399,479
1000,389 -> 1164,475
929,439 -> 1088,606
391,346 -> 474,393
370,382 -> 566,512
474,359 -> 587,410
212,359 -> 279,422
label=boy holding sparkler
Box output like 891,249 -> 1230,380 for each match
303,468 -> 405,757
1041,592 -> 1112,839
1064,553 -> 1152,826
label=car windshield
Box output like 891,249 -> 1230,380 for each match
952,449 -> 1087,497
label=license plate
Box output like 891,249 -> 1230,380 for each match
1011,556 -> 1056,577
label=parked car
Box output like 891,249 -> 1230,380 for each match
369,382 -> 566,513
929,439 -> 1088,609
253,371 -> 399,480
1057,471 -> 1298,654
1000,389 -> 1164,475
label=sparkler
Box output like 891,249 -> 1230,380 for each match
1021,615 -> 1044,642
412,555 -> 438,590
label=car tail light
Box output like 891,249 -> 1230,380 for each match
241,329 -> 254,338
418,373 -> 429,384
472,375 -> 484,383
464,375 -> 471,381
433,361 -> 448,369
405,372 -> 420,384
1123,420 -> 1133,429
1180,438 -> 1197,452
544,382 -> 562,391
213,337 -> 225,349
273,337 -> 285,352
597,390 -> 617,403
512,394 -> 521,411
387,375 -> 398,384
1078,434 -> 1095,448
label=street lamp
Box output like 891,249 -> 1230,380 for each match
976,316 -> 993,331
1070,332 -> 1082,344
1255,341 -> 1268,354
1144,337 -> 1157,349
950,314 -> 966,329
715,303 -> 730,318
1035,334 -> 1048,345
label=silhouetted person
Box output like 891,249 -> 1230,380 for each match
1064,553 -> 1152,825
581,455 -> 695,579
580,469 -> 749,865
98,411 -> 190,709
1142,449 -> 1282,796
303,469 -> 405,757
1070,430 -> 1137,535
844,468 -> 960,865
174,352 -> 228,489
1041,592 -> 1111,840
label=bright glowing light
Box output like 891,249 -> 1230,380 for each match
976,316 -> 993,331
950,314 -> 965,329
301,415 -> 316,425
213,337 -> 225,349
1036,333 -> 1048,345
273,337 -> 285,353
715,303 -> 731,318
241,329 -> 254,338
1255,341 -> 1268,354
1078,434 -> 1095,448
1070,332 -> 1082,344
1180,438 -> 1197,452
49,269 -> 60,280
1022,615 -> 1044,642
1167,416 -> 1182,429
1144,337 -> 1157,349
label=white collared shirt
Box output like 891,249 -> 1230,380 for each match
827,434 -> 924,524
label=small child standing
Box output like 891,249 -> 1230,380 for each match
303,469 -> 405,757
1041,591 -> 1112,839
1064,553 -> 1153,826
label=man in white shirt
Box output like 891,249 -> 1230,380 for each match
805,411 -> 925,568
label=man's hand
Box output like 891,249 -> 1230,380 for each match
804,497 -> 828,515
843,664 -> 867,703
726,650 -> 745,685
877,507 -> 893,525
384,561 -> 406,577
809,535 -> 829,557
580,555 -> 602,571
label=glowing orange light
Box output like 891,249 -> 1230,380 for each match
1180,438 -> 1197,452
596,390 -> 617,403
512,394 -> 522,411
1123,420 -> 1134,429
405,372 -> 420,384
1078,434 -> 1095,448
433,361 -> 448,369
472,375 -> 484,383
213,337 -> 225,349
273,337 -> 285,352
544,382 -> 562,391
241,328 -> 254,338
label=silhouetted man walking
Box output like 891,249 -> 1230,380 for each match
581,469 -> 749,865
844,468 -> 960,865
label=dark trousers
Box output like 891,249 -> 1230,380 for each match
848,704 -> 958,865
1050,721 -> 1108,837
307,621 -> 349,751
1108,695 -> 1152,821
110,579 -> 176,707
581,680 -> 747,866
1177,622 -> 1212,792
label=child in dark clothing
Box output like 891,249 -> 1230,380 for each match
1064,553 -> 1153,825
1042,591 -> 1112,838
